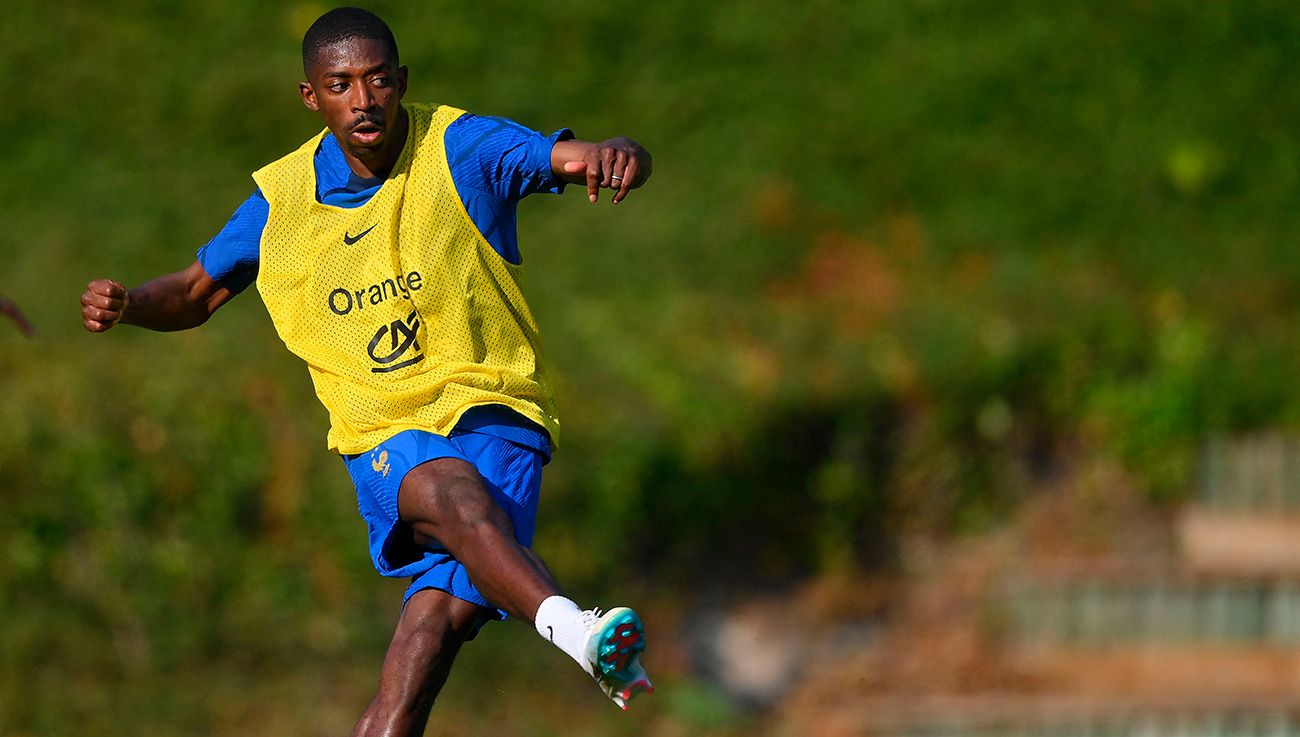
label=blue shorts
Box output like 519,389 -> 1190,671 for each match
342,427 -> 544,618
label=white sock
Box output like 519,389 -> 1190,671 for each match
535,595 -> 592,674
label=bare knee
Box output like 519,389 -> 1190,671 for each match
382,593 -> 487,686
358,593 -> 487,737
392,605 -> 460,665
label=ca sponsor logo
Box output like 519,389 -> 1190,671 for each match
368,310 -> 423,373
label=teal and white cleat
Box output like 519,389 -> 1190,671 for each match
582,607 -> 654,710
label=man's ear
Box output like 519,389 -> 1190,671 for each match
299,80 -> 319,112
398,65 -> 409,99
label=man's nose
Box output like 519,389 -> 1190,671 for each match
351,84 -> 376,110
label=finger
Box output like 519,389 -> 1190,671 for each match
83,318 -> 113,333
612,157 -> 639,205
608,149 -> 628,186
82,305 -> 121,325
563,160 -> 587,175
600,147 -> 617,189
585,152 -> 601,203
81,291 -> 121,311
609,150 -> 630,201
90,280 -> 127,299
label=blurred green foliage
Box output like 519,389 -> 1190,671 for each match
2,1 -> 1300,734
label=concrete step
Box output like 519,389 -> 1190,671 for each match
1006,578 -> 1300,646
805,697 -> 1300,737
881,712 -> 1300,737
1179,508 -> 1300,577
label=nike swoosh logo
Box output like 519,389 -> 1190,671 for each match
545,625 -> 554,642
343,223 -> 377,245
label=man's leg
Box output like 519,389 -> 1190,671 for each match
396,455 -> 652,708
352,588 -> 489,737
397,456 -> 558,622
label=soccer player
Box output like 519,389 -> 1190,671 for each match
79,7 -> 653,734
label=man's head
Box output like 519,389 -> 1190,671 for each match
299,7 -> 408,176
301,7 -> 398,75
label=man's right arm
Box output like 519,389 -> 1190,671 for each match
81,260 -> 235,333
84,188 -> 266,333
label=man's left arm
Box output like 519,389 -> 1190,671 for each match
551,138 -> 652,205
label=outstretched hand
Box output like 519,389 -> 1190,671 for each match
81,279 -> 130,333
555,137 -> 652,205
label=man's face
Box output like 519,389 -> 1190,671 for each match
299,37 -> 408,169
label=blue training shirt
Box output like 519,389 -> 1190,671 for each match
198,112 -> 572,292
198,111 -> 571,456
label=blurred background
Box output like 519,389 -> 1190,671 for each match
4,1 -> 1300,735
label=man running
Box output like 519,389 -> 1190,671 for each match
79,7 -> 652,734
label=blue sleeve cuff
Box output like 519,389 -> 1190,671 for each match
196,189 -> 266,294
537,127 -> 575,195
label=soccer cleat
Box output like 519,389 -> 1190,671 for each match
581,606 -> 654,710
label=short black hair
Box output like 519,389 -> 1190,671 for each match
301,7 -> 399,74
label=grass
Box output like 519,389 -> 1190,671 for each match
3,1 -> 1300,734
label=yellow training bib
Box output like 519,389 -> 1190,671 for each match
254,103 -> 560,454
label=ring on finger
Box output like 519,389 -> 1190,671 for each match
610,174 -> 623,181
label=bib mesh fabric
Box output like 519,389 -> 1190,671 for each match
254,103 -> 559,454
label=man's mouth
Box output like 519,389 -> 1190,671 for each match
350,120 -> 384,144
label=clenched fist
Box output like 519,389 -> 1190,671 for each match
81,279 -> 129,332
